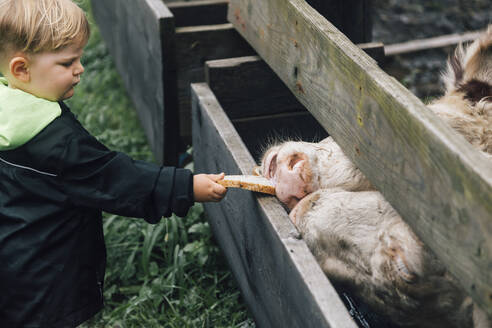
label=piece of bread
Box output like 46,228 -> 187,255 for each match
218,175 -> 276,195
252,166 -> 262,176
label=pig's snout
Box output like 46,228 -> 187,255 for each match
276,156 -> 311,209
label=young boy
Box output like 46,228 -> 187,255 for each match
0,0 -> 227,326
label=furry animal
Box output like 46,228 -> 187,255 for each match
260,137 -> 373,210
427,25 -> 492,156
291,188 -> 480,328
258,26 -> 492,327
260,138 -> 487,327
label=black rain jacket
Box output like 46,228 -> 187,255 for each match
0,102 -> 194,327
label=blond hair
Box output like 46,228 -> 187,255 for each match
0,0 -> 90,57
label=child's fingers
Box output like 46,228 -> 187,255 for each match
210,183 -> 226,201
209,172 -> 225,182
214,183 -> 227,196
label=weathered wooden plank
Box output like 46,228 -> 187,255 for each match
228,0 -> 492,315
174,24 -> 256,142
167,0 -> 228,28
205,56 -> 305,118
385,30 -> 482,56
191,82 -> 357,328
91,0 -> 179,165
305,0 -> 372,43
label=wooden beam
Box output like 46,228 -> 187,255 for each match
191,82 -> 357,328
228,0 -> 492,315
167,0 -> 228,28
385,30 -> 482,56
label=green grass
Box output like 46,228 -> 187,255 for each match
73,1 -> 254,327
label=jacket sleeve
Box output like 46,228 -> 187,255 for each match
57,132 -> 194,223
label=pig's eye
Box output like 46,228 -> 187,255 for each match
288,153 -> 305,170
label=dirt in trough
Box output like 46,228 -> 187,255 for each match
371,0 -> 491,101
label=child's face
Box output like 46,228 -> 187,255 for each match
27,43 -> 85,101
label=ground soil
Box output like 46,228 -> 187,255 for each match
371,0 -> 491,100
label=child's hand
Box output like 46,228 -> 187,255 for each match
193,173 -> 227,202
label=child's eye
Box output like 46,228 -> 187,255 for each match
60,61 -> 73,67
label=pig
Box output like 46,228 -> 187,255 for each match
259,138 -> 488,327
290,188 -> 484,328
257,26 -> 492,327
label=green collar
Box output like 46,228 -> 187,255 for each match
0,77 -> 61,150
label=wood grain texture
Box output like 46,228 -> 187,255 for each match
191,82 -> 357,328
91,0 -> 179,165
228,0 -> 492,315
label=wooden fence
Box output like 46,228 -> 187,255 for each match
92,0 -> 492,325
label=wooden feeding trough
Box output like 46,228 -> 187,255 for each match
90,0 -> 256,165
193,1 -> 491,326
92,0 -> 492,326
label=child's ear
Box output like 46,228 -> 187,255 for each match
9,56 -> 30,83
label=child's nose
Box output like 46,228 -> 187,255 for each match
74,61 -> 84,75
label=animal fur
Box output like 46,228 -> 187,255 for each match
428,25 -> 492,155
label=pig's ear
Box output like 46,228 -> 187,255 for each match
265,153 -> 277,179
